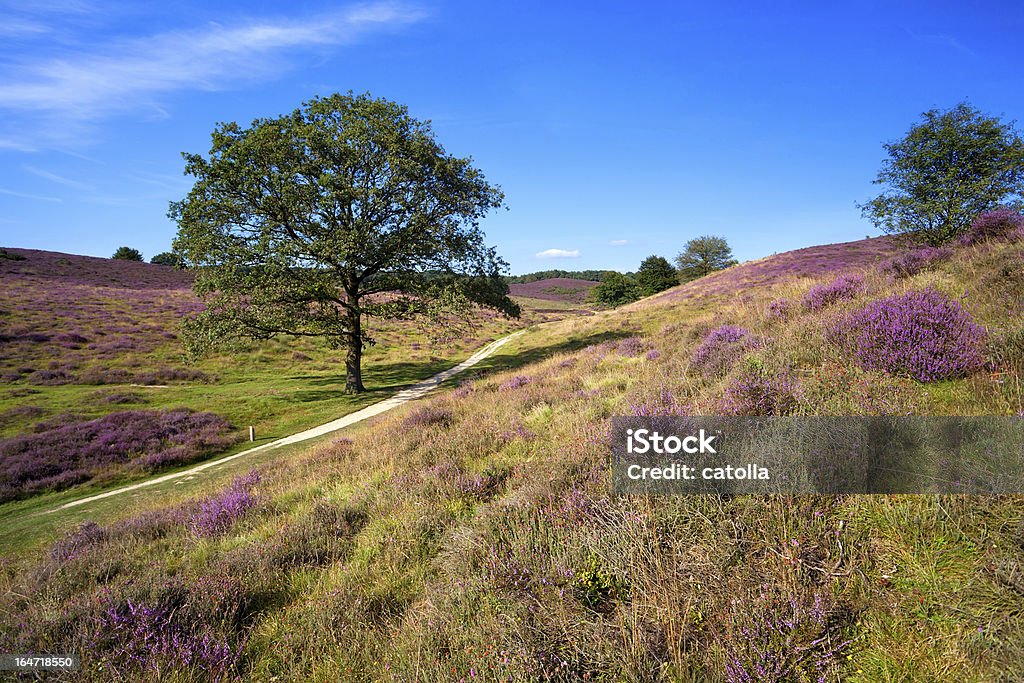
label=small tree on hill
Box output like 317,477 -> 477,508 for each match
676,235 -> 737,282
171,92 -> 518,393
859,102 -> 1024,245
112,246 -> 143,261
635,255 -> 678,296
593,272 -> 640,307
150,251 -> 183,268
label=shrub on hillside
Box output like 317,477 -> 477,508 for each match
0,409 -> 238,501
766,298 -> 793,321
719,367 -> 802,416
882,246 -> 951,279
111,246 -> 143,261
802,274 -> 864,311
187,471 -> 261,537
690,325 -> 758,376
830,288 -> 987,381
959,207 -> 1024,246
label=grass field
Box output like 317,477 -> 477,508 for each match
2,234 -> 1024,681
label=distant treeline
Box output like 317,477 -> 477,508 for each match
506,269 -> 629,283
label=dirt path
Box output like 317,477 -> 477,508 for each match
47,331 -> 524,513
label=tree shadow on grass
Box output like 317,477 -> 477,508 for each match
455,329 -> 634,383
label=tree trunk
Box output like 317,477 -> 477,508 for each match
345,295 -> 366,394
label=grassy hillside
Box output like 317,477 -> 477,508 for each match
2,234 -> 1023,681
0,248 -> 532,502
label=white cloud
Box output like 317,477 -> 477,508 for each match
609,239 -> 628,246
535,248 -> 580,259
0,3 -> 428,145
0,187 -> 62,202
23,164 -> 94,190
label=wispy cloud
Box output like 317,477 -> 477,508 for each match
0,3 -> 428,146
536,248 -> 580,259
0,187 -> 62,202
609,239 -> 628,246
0,17 -> 51,37
23,164 -> 94,190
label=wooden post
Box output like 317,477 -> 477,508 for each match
249,426 -> 255,442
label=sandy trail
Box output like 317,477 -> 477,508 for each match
47,331 -> 524,513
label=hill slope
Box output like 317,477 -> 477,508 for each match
2,235 -> 1023,681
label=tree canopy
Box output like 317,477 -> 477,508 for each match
592,272 -> 640,307
675,235 -> 737,282
150,251 -> 183,268
635,255 -> 678,296
859,102 -> 1024,245
170,92 -> 518,393
112,246 -> 143,261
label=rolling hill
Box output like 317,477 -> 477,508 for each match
2,233 -> 1023,681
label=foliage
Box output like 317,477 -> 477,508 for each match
592,271 -> 640,307
149,251 -> 183,267
859,102 -> 1024,245
882,246 -> 951,279
635,254 -> 678,296
959,207 -> 1024,246
572,555 -> 627,612
830,287 -> 987,381
187,471 -> 261,537
766,298 -> 793,320
802,274 -> 864,311
112,246 -> 143,261
0,409 -> 237,502
675,234 -> 738,282
719,366 -> 802,416
506,269 -> 620,284
690,324 -> 758,375
0,248 -> 26,261
170,91 -> 517,393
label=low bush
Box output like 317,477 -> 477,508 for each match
802,274 -> 864,311
959,208 -> 1024,246
690,325 -> 758,376
719,367 -> 802,416
882,246 -> 951,279
830,288 -> 987,381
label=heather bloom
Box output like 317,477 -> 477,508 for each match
0,409 -> 238,502
802,274 -> 864,311
499,375 -> 531,391
690,325 -> 758,376
719,368 -> 802,416
959,207 -> 1024,246
766,298 -> 792,321
831,288 -> 987,381
402,405 -> 454,428
882,246 -> 951,279
615,336 -> 649,357
187,470 -> 261,537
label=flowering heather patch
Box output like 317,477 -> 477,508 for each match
802,274 -> 864,311
766,298 -> 793,321
831,288 -> 987,382
187,470 -> 261,537
959,208 -> 1024,246
615,336 -> 649,357
719,368 -> 802,416
644,349 -> 661,360
629,387 -> 688,416
507,278 -> 598,303
723,589 -> 852,683
690,325 -> 758,376
499,375 -> 532,391
91,574 -> 250,679
0,409 -> 238,502
402,405 -> 455,428
882,246 -> 951,279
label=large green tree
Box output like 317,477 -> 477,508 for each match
171,92 -> 518,393
675,235 -> 737,282
592,272 -> 640,307
859,102 -> 1024,245
635,255 -> 678,296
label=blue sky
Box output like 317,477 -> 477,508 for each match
1,0 -> 1022,274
